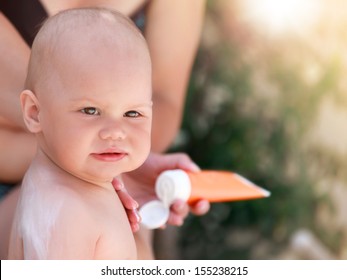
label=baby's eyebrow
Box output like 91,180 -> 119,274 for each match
69,96 -> 94,102
130,101 -> 153,108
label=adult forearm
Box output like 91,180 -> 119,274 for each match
151,94 -> 183,153
0,128 -> 36,183
0,12 -> 30,130
0,87 -> 26,130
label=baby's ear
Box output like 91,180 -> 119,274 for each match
20,90 -> 42,133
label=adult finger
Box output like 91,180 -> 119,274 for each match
126,209 -> 141,233
112,178 -> 139,210
189,199 -> 210,216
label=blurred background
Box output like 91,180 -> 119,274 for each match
156,0 -> 347,259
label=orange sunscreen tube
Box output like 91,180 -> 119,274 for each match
139,169 -> 270,229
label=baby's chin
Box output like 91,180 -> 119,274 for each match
63,168 -> 119,187
81,168 -> 133,185
65,157 -> 148,186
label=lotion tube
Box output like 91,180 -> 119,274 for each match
140,169 -> 270,229
155,169 -> 270,205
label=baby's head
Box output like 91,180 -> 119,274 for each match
21,8 -> 152,184
25,7 -> 151,93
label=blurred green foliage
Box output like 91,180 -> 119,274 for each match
169,2 -> 343,259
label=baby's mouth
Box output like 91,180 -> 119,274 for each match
91,152 -> 127,162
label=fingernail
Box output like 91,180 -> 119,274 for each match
197,200 -> 210,215
177,219 -> 184,227
133,200 -> 139,209
132,223 -> 140,233
160,224 -> 167,230
174,200 -> 185,211
189,162 -> 201,172
135,210 -> 141,222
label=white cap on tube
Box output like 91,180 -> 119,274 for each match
139,200 -> 170,230
139,169 -> 192,229
155,169 -> 191,207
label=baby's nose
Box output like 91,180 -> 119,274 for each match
99,123 -> 126,141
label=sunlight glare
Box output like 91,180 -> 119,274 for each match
241,0 -> 322,34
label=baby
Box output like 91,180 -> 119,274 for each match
8,7 -> 152,259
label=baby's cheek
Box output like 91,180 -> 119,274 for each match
135,141 -> 151,167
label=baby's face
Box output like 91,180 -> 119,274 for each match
36,42 -> 152,184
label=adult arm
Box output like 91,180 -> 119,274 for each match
145,0 -> 206,152
0,13 -> 37,183
0,12 -> 30,130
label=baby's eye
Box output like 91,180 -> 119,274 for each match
124,111 -> 141,118
81,107 -> 99,115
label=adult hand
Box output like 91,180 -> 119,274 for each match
119,152 -> 210,230
112,178 -> 141,233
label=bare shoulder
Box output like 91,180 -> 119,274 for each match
12,176 -> 136,259
9,182 -> 101,259
56,185 -> 137,260
41,189 -> 100,259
